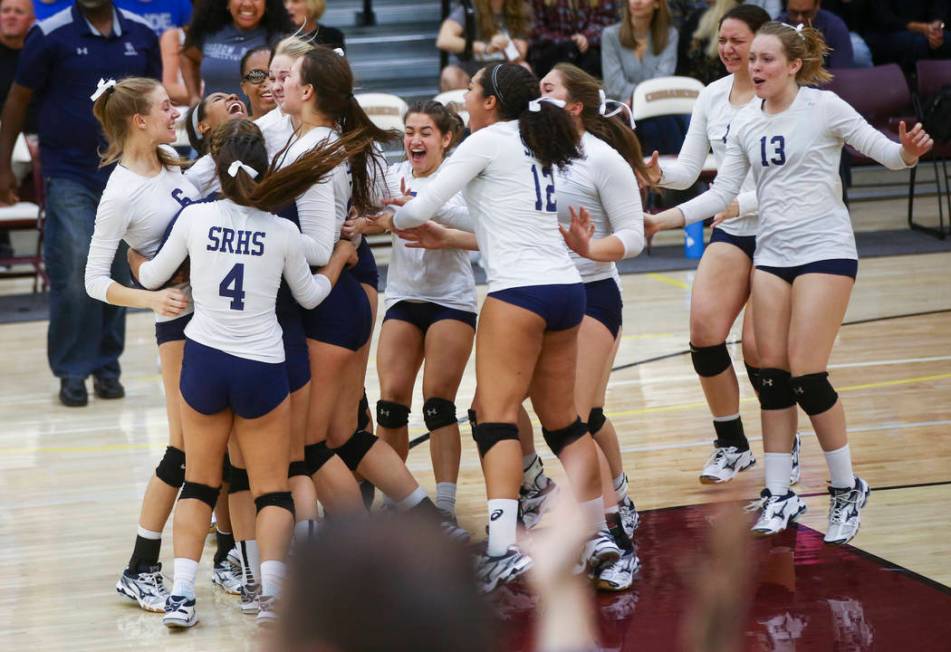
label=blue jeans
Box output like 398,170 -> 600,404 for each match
44,177 -> 128,381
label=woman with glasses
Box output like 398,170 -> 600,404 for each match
240,46 -> 277,118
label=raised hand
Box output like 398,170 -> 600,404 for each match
899,121 -> 934,163
641,150 -> 662,187
558,206 -> 595,257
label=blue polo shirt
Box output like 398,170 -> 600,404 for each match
114,0 -> 192,36
33,0 -> 72,21
17,5 -> 161,191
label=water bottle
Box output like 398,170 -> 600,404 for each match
684,221 -> 704,259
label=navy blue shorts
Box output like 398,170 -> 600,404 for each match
278,303 -> 311,393
383,300 -> 477,333
303,268 -> 373,351
488,283 -> 586,332
756,259 -> 858,284
155,312 -> 193,346
350,238 -> 379,291
583,279 -> 623,339
180,339 -> 289,419
709,227 -> 756,260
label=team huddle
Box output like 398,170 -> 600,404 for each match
83,5 -> 933,632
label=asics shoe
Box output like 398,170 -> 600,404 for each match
519,475 -> 558,529
596,550 -> 640,592
700,445 -> 756,484
750,489 -> 807,536
789,432 -> 802,485
256,595 -> 279,626
824,477 -> 871,545
476,546 -> 532,593
239,582 -> 260,614
211,559 -> 242,595
162,595 -> 197,628
583,528 -> 622,572
115,564 -> 169,613
618,495 -> 640,538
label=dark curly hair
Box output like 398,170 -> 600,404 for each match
184,0 -> 295,51
480,63 -> 581,170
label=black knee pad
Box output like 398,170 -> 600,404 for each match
222,453 -> 232,484
376,400 -> 410,429
155,446 -> 185,488
305,442 -> 335,475
690,342 -> 732,377
791,372 -> 839,415
757,368 -> 796,410
472,422 -> 518,457
357,389 -> 370,431
254,491 -> 295,516
331,430 -> 378,471
542,417 -> 588,457
288,460 -> 310,478
745,363 -> 761,395
423,397 -> 457,431
180,481 -> 220,509
228,466 -> 250,494
587,407 -> 606,435
467,408 -> 478,439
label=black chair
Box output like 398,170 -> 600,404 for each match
908,59 -> 951,239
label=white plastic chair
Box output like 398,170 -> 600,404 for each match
433,89 -> 469,126
355,93 -> 409,133
0,134 -> 46,290
630,76 -> 705,121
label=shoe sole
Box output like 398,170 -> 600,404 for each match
752,502 -> 807,537
211,577 -> 241,595
163,616 -> 197,629
824,485 -> 871,545
116,583 -> 165,613
699,459 -> 756,485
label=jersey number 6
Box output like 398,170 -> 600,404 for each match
759,135 -> 786,167
531,165 -> 557,212
219,263 -> 246,311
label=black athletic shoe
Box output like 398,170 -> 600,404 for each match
59,378 -> 88,407
93,376 -> 125,400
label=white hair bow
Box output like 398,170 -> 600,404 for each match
228,160 -> 259,179
528,97 -> 567,112
333,47 -> 345,57
598,89 -> 636,130
782,22 -> 807,39
90,78 -> 117,102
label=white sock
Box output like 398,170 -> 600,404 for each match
764,453 -> 792,497
435,482 -> 456,514
172,558 -> 199,598
581,497 -> 608,531
259,560 -> 286,598
136,526 -> 161,540
294,519 -> 318,543
824,444 -> 855,489
486,498 -> 518,556
613,473 -> 628,503
396,486 -> 427,511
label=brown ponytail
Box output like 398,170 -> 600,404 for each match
553,63 -> 650,184
92,76 -> 183,169
756,22 -> 833,86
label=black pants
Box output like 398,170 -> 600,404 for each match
529,39 -> 602,79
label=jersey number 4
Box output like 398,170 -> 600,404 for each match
219,263 -> 246,311
760,136 -> 786,167
531,165 -> 557,212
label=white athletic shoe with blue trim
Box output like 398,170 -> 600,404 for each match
476,546 -> 532,593
749,489 -> 807,536
700,445 -> 756,484
162,595 -> 198,628
596,550 -> 640,591
824,477 -> 871,545
115,565 -> 169,613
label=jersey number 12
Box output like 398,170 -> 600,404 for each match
531,165 -> 556,212
219,263 -> 246,311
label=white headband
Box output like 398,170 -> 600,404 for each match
227,160 -> 259,179
191,106 -> 203,141
599,90 -> 636,130
90,78 -> 117,102
528,97 -> 566,112
781,22 -> 807,39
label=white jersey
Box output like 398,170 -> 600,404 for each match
557,132 -> 645,283
679,87 -> 910,266
273,125 -> 351,267
137,199 -> 332,363
85,154 -> 200,323
659,74 -> 759,236
184,108 -> 295,197
394,120 -> 581,293
383,160 -> 477,313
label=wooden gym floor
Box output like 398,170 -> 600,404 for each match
1,250 -> 949,650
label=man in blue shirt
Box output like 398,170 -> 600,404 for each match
779,0 -> 857,68
0,0 -> 160,406
114,0 -> 191,37
32,0 -> 71,21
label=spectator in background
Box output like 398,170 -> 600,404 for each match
779,0 -> 855,69
284,0 -> 345,51
181,0 -> 293,106
601,0 -> 677,104
239,44 -> 274,117
115,0 -> 191,36
822,0 -> 873,67
159,25 -> 190,104
667,0 -> 702,30
744,0 -> 779,19
0,0 -> 160,406
33,0 -> 70,20
527,0 -> 619,79
676,0 -> 736,84
436,0 -> 532,91
866,0 -> 951,71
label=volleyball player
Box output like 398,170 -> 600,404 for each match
644,5 -> 804,486
646,23 -> 932,542
85,77 -> 203,612
348,101 -> 476,523
391,62 -> 617,592
133,119 -> 363,628
277,48 -> 449,526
